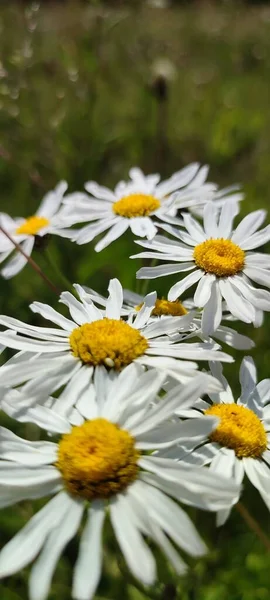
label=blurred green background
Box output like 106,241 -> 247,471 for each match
0,1 -> 270,599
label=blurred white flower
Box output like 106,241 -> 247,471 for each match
0,182 -> 75,279
58,164 -> 218,252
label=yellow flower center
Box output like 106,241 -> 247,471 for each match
205,403 -> 267,458
69,318 -> 149,369
16,216 -> 50,236
56,418 -> 140,500
113,193 -> 161,218
193,238 -> 245,277
136,298 -> 187,317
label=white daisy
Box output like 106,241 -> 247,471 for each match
57,164 -> 219,252
185,183 -> 244,218
118,289 -> 254,351
134,201 -> 270,335
0,182 -> 74,279
160,357 -> 270,525
0,365 -> 240,600
0,279 -> 233,416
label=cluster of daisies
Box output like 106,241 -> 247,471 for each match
0,163 -> 269,600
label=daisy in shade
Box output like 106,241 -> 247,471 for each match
159,357 -> 270,525
0,182 -> 75,279
0,279 -> 233,416
58,164 -> 219,252
134,201 -> 270,335
0,365 -> 240,600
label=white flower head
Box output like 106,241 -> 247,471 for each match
135,201 -> 270,335
58,164 -> 220,252
0,182 -> 75,279
0,279 -> 232,418
0,365 -> 240,600
114,288 -> 254,351
160,357 -> 270,525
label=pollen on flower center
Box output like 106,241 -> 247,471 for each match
56,418 -> 140,500
69,318 -> 149,369
113,193 -> 161,218
205,403 -> 267,458
193,238 -> 245,277
16,216 -> 50,236
136,298 -> 187,317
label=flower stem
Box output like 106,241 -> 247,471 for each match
117,557 -> 159,600
0,225 -> 60,295
236,501 -> 270,552
43,247 -> 75,295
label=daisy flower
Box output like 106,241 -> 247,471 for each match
79,285 -> 254,350
160,357 -> 270,525
134,202 -> 270,335
119,289 -> 254,351
0,365 -> 240,600
58,164 -> 219,252
0,279 -> 233,416
0,182 -> 74,279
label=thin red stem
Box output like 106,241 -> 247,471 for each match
0,225 -> 60,295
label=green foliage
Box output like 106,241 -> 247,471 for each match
0,2 -> 270,599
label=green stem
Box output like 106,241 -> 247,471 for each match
138,258 -> 157,298
43,247 -> 75,295
236,501 -> 270,552
117,558 -> 159,600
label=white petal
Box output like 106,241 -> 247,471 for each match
73,502 -> 105,600
37,182 -> 68,217
218,279 -> 255,323
110,494 -> 156,586
168,270 -> 203,301
105,278 -> 123,319
182,213 -> 206,243
243,266 -> 270,288
231,210 -> 266,244
1,237 -> 34,279
243,459 -> 270,509
0,491 -> 69,577
194,274 -> 215,307
135,480 -> 207,556
239,356 -> 257,402
232,276 -> 270,311
85,181 -> 116,201
217,200 -> 238,238
95,220 -> 129,252
201,281 -> 222,335
30,302 -> 75,331
129,217 -> 157,239
241,225 -> 270,250
29,497 -> 83,600
203,203 -> 219,237
213,325 -> 254,350
137,263 -> 195,280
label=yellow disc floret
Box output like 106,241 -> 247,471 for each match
69,318 -> 149,369
152,298 -> 188,317
205,403 -> 267,458
193,238 -> 245,277
113,194 -> 161,218
57,418 -> 140,500
136,298 -> 187,317
16,216 -> 50,235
